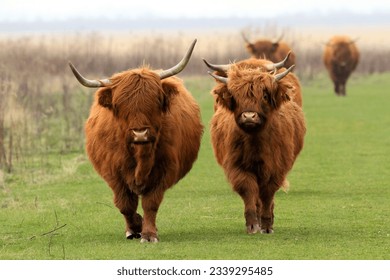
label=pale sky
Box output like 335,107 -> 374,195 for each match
1,0 -> 390,21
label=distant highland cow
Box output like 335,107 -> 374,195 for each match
323,35 -> 359,96
242,32 -> 296,69
69,40 -> 203,243
203,53 -> 306,234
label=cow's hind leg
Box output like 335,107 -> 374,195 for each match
140,191 -> 164,243
340,83 -> 346,96
113,186 -> 143,240
256,198 -> 262,227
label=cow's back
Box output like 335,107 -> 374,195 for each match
210,107 -> 235,167
284,71 -> 302,107
161,77 -> 203,179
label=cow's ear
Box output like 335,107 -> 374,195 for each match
246,43 -> 256,54
271,42 -> 279,52
283,91 -> 291,102
269,86 -> 291,109
213,87 -> 236,111
269,92 -> 283,109
98,88 -> 113,109
161,81 -> 179,113
281,83 -> 293,103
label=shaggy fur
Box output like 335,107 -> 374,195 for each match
245,40 -> 296,69
209,58 -> 306,234
85,67 -> 203,242
323,35 -> 360,96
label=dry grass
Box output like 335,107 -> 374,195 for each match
0,26 -> 389,173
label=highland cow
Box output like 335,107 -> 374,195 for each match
242,32 -> 296,69
323,35 -> 360,96
69,39 -> 203,243
203,53 -> 306,234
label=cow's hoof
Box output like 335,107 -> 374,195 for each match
140,237 -> 159,243
246,224 -> 260,234
126,231 -> 141,240
260,228 -> 274,234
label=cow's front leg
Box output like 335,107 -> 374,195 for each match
111,181 -> 143,239
259,182 -> 279,234
116,200 -> 143,239
334,82 -> 340,95
228,169 -> 260,234
140,191 -> 164,243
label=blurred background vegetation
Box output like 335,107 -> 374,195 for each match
0,26 -> 390,175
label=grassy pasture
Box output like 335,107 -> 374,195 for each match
0,72 -> 389,260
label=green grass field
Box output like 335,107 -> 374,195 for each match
1,73 -> 389,260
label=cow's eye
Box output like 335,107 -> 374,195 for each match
263,92 -> 269,103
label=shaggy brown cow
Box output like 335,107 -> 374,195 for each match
69,39 -> 203,243
242,32 -> 296,69
323,35 -> 359,96
203,54 -> 306,234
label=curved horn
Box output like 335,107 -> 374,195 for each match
274,65 -> 295,82
273,51 -> 292,69
350,37 -> 359,44
241,31 -> 251,44
273,33 -> 284,44
208,71 -> 228,84
263,51 -> 292,71
323,41 -> 332,47
68,61 -> 111,88
159,39 -> 197,80
202,58 -> 231,73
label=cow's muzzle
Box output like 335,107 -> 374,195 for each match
130,128 -> 155,144
238,111 -> 262,131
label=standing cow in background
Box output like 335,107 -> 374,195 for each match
69,39 -> 203,243
203,54 -> 306,234
323,35 -> 359,96
242,32 -> 296,69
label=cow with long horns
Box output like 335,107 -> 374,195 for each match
203,53 -> 306,234
69,39 -> 203,243
323,35 -> 359,96
242,32 -> 296,69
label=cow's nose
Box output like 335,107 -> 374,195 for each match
132,128 -> 149,142
240,112 -> 261,125
238,111 -> 262,132
242,112 -> 257,120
